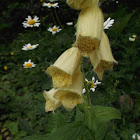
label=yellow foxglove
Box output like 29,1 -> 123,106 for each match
74,3 -> 104,57
67,0 -> 98,10
46,47 -> 82,88
43,89 -> 61,112
53,67 -> 84,110
90,31 -> 117,80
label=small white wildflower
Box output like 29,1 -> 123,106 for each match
66,22 -> 73,26
22,15 -> 40,28
42,2 -> 59,8
23,59 -> 36,68
132,133 -> 140,140
82,77 -> 101,93
48,25 -> 62,35
129,37 -> 135,42
104,17 -> 115,30
22,43 -> 39,51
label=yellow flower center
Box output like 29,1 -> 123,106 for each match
49,3 -> 53,6
4,66 -> 7,70
88,81 -> 95,88
52,28 -> 57,31
11,52 -> 14,55
25,63 -> 32,68
29,46 -> 33,49
40,0 -> 43,2
28,20 -> 35,25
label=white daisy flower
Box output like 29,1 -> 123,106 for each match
23,59 -> 36,68
66,22 -> 73,26
104,17 -> 114,30
42,2 -> 59,8
22,43 -> 39,51
22,15 -> 40,28
132,133 -> 140,140
48,25 -> 62,35
82,77 -> 101,93
129,37 -> 135,42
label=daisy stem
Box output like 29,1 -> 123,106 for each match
54,8 -> 63,29
51,8 -> 57,25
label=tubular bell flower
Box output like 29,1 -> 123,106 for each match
74,2 -> 104,57
53,67 -> 84,110
46,47 -> 82,88
90,31 -> 117,80
22,16 -> 40,28
67,0 -> 97,10
43,89 -> 61,112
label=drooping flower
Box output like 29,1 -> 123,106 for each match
46,47 -> 82,88
67,0 -> 97,10
22,43 -> 39,51
90,31 -> 117,80
23,59 -> 36,68
66,22 -> 73,26
42,2 -> 59,8
82,77 -> 101,93
132,133 -> 140,140
74,2 -> 104,57
53,67 -> 84,110
22,16 -> 40,28
104,17 -> 114,30
48,25 -> 62,35
43,89 -> 61,112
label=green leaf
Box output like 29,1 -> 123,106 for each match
48,121 -> 85,140
22,121 -> 86,140
7,122 -> 18,135
93,105 -> 121,122
18,118 -> 34,135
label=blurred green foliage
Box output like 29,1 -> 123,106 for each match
0,0 -> 140,139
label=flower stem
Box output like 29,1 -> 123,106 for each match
54,8 -> 63,29
51,8 -> 57,25
81,59 -> 91,106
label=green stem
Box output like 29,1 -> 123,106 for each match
81,59 -> 91,106
54,8 -> 62,28
51,8 -> 57,25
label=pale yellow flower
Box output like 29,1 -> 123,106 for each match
90,31 -> 117,80
46,47 -> 82,88
67,0 -> 97,10
74,3 -> 104,57
53,67 -> 84,110
43,89 -> 61,112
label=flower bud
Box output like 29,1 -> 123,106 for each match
46,47 -> 82,88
